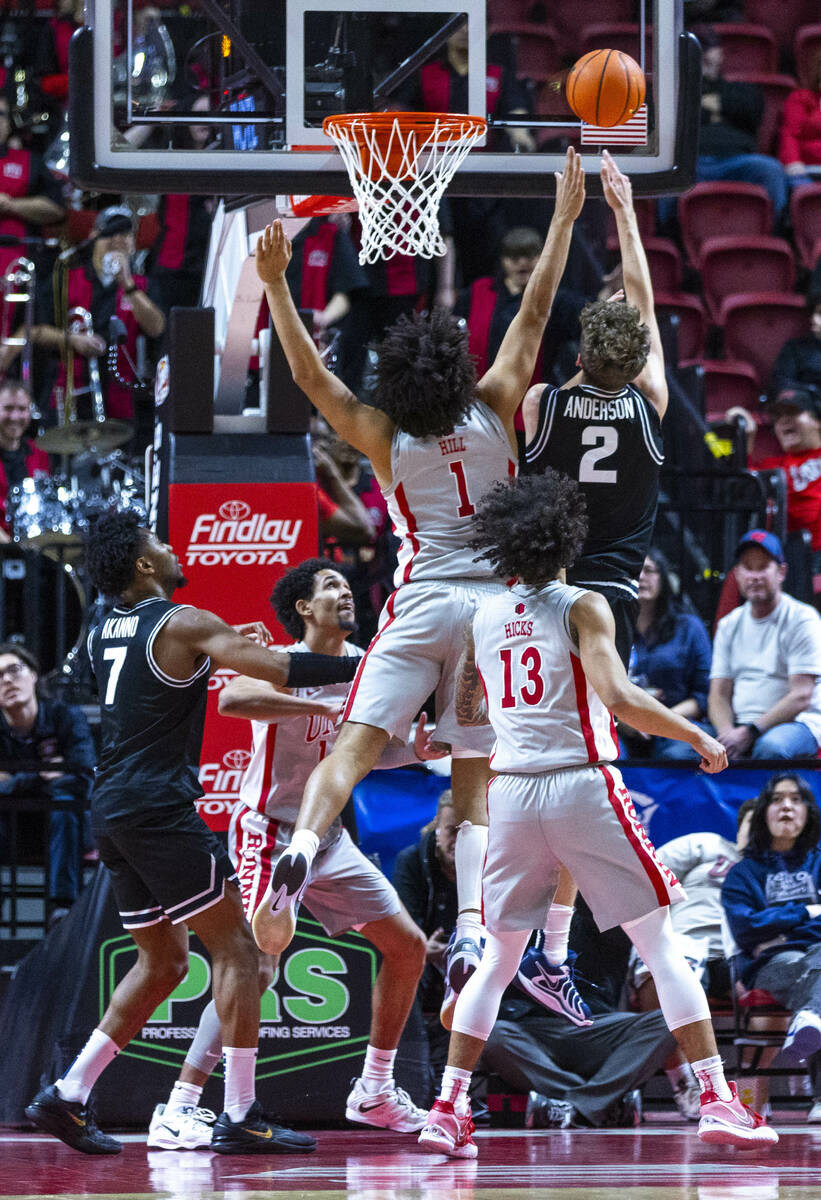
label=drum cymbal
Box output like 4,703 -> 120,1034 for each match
37,420 -> 133,454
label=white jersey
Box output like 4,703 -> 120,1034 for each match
385,400 -> 517,586
238,641 -> 362,829
473,580 -> 620,773
657,832 -> 740,957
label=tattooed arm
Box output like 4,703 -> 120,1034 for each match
455,620 -> 489,726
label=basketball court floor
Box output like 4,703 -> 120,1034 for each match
1,1120 -> 818,1198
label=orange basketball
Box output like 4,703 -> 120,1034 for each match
566,49 -> 646,127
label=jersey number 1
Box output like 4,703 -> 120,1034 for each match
102,646 -> 127,705
448,459 -> 476,517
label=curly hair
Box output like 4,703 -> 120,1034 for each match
468,470 -> 588,588
271,557 -> 337,640
579,299 -> 651,389
372,309 -> 476,438
85,510 -> 147,597
745,773 -> 821,858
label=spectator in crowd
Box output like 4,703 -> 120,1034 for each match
779,48 -> 821,192
393,793 -> 678,1127
0,642 -> 95,925
722,772 -> 821,1121
0,92 -> 65,277
770,290 -> 821,398
729,386 -> 821,566
28,205 -> 164,442
620,549 -> 713,761
313,438 -> 376,551
0,380 -> 48,544
453,226 -> 584,454
285,215 -> 368,341
708,530 -> 821,759
632,800 -> 757,1119
661,25 -> 787,228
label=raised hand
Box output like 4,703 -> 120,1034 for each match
600,148 -> 634,215
256,220 -> 292,285
554,145 -> 586,222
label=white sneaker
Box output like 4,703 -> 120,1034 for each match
345,1078 -> 428,1132
774,1009 -> 821,1067
808,1099 -> 821,1123
418,1099 -> 478,1159
671,1078 -> 702,1122
147,1103 -> 216,1149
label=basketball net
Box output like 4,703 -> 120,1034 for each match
322,112 -> 487,264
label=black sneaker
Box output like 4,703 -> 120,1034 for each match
24,1084 -> 122,1155
211,1100 -> 317,1154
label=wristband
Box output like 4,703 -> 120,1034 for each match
285,651 -> 360,687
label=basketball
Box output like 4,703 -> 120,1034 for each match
566,49 -> 646,127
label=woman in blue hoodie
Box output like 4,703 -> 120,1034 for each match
722,773 -> 821,1119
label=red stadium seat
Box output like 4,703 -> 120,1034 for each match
551,0 -> 634,60
487,0 -> 541,24
723,72 -> 797,156
698,236 -> 796,324
653,293 -> 709,363
679,358 -> 764,421
720,292 -> 810,387
716,24 -> 778,75
637,236 -> 683,293
677,182 -> 772,266
795,24 -> 821,89
744,0 -> 818,60
578,24 -> 653,66
488,22 -> 563,78
790,184 -> 821,271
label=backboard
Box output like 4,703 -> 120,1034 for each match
70,0 -> 699,198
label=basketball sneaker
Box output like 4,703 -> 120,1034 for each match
514,947 -> 593,1027
147,1102 -> 216,1149
697,1082 -> 779,1148
211,1100 -> 317,1154
418,1099 -> 478,1159
25,1084 -> 121,1155
251,848 -> 311,955
440,933 -> 483,1030
345,1078 -> 428,1132
773,1009 -> 821,1068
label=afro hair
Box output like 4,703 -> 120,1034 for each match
372,308 -> 477,439
85,510 -> 147,597
468,470 -> 588,589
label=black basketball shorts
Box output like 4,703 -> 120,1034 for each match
95,804 -> 238,930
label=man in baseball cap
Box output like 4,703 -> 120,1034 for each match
734,529 -> 785,565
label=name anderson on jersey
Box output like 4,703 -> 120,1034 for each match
562,394 -> 636,422
101,615 -> 139,639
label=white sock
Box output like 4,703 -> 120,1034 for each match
56,1029 -> 119,1105
542,904 -> 574,966
666,1062 -> 696,1091
439,1065 -> 472,1116
167,1080 -> 202,1114
223,1046 -> 258,1122
691,1054 -> 731,1102
360,1045 -> 396,1093
289,828 -> 320,868
454,822 -> 487,939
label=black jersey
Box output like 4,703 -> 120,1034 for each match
87,597 -> 210,824
524,382 -> 664,597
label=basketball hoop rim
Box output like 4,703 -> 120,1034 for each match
322,111 -> 487,144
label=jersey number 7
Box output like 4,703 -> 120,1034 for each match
102,646 -> 127,705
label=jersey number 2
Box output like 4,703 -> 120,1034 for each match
500,646 -> 544,708
102,646 -> 127,705
579,425 -> 618,483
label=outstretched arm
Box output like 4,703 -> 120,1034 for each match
572,593 -> 726,772
256,221 -> 394,484
600,150 -> 667,418
477,147 -> 586,425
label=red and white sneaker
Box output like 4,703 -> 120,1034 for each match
697,1082 -> 779,1148
418,1099 -> 478,1159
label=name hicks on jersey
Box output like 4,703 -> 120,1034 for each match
563,394 -> 635,422
101,615 -> 140,639
504,619 -> 533,639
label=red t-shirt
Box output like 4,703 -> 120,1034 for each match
761,449 -> 821,549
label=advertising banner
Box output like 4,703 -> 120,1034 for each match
168,482 -> 318,831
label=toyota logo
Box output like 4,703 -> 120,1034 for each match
223,749 -> 252,770
219,500 -> 251,520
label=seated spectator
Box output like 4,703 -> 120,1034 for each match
660,26 -> 787,228
771,290 -> 821,398
0,642 -> 95,925
722,772 -> 821,1122
779,48 -> 821,191
620,549 -> 712,761
393,795 -> 677,1126
631,800 -> 756,1119
453,226 -> 584,453
0,381 -> 49,544
708,530 -> 821,760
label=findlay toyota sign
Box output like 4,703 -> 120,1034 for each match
186,500 -> 304,567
